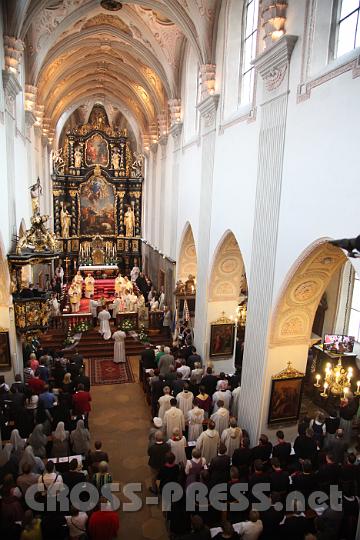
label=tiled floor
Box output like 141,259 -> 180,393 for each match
89,356 -> 168,539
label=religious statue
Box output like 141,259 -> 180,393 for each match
29,177 -> 43,215
131,152 -> 144,178
60,202 -> 71,238
74,146 -> 83,168
185,274 -> 196,295
16,213 -> 57,254
50,149 -> 65,175
124,204 -> 135,237
84,273 -> 95,299
111,148 -> 120,170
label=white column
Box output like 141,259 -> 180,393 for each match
193,93 -> 219,359
169,122 -> 183,260
149,143 -> 158,244
238,35 -> 298,442
157,135 -> 168,252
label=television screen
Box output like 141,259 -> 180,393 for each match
323,334 -> 355,353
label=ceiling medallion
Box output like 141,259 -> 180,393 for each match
100,0 -> 123,11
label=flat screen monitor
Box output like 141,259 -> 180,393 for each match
323,334 -> 355,353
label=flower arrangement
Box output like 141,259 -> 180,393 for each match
73,321 -> 91,334
121,319 -> 134,332
63,329 -> 75,347
138,325 -> 149,343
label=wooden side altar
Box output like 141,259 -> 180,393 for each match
52,105 -> 143,277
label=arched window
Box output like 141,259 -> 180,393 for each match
334,0 -> 360,58
240,0 -> 259,104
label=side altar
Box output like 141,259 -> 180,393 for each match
51,105 -> 143,276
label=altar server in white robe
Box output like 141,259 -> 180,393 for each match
210,400 -> 230,437
221,418 -> 243,457
112,329 -> 126,363
163,398 -> 185,438
168,428 -> 187,466
158,386 -> 173,421
98,306 -> 111,340
111,294 -> 122,319
176,384 -> 194,421
89,297 -> 99,322
188,404 -> 205,442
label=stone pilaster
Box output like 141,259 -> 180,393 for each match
157,134 -> 168,250
193,93 -> 219,360
168,121 -> 183,258
237,34 -> 298,442
149,142 -> 158,243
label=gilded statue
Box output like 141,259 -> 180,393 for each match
74,146 -> 82,168
131,152 -> 144,178
50,149 -> 65,175
124,204 -> 136,237
16,214 -> 58,254
60,202 -> 71,238
29,177 -> 42,215
111,148 -> 120,170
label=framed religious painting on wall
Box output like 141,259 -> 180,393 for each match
209,313 -> 235,357
0,331 -> 11,369
268,362 -> 305,425
85,133 -> 109,167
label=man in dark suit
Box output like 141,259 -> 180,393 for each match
208,443 -> 231,487
187,347 -> 201,370
200,367 -> 218,396
251,434 -> 272,464
140,344 -> 156,381
75,368 -> 91,392
260,492 -> 285,540
269,457 -> 289,494
272,430 -> 291,467
62,458 -> 87,491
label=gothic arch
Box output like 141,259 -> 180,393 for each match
270,239 -> 348,347
177,222 -> 197,281
208,230 -> 246,302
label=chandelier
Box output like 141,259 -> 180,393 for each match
314,358 -> 360,398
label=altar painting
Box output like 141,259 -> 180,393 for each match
85,133 -> 109,166
80,176 -> 115,236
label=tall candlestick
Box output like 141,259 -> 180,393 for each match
314,374 -> 321,388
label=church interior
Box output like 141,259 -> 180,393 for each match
0,1 -> 360,539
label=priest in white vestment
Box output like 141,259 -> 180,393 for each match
98,307 -> 111,340
210,400 -> 230,436
89,297 -> 99,321
221,418 -> 243,457
196,420 -> 220,464
231,383 -> 241,418
130,266 -> 140,282
188,405 -> 204,442
112,329 -> 126,363
158,387 -> 173,420
128,292 -> 138,312
176,386 -> 194,421
163,399 -> 185,438
212,385 -> 232,412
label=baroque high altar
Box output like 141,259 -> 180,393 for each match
51,105 -> 143,275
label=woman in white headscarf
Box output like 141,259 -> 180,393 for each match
51,421 -> 70,458
28,424 -> 48,458
5,429 -> 26,464
18,446 -> 45,475
70,419 -> 91,455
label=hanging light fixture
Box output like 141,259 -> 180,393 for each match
314,358 -> 359,398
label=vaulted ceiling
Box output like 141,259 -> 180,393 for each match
4,0 -> 220,147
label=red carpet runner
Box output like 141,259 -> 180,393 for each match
87,358 -> 134,386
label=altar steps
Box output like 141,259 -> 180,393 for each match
40,327 -> 171,359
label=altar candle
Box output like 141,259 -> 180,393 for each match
343,387 -> 349,399
323,382 -> 328,394
315,374 -> 321,386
